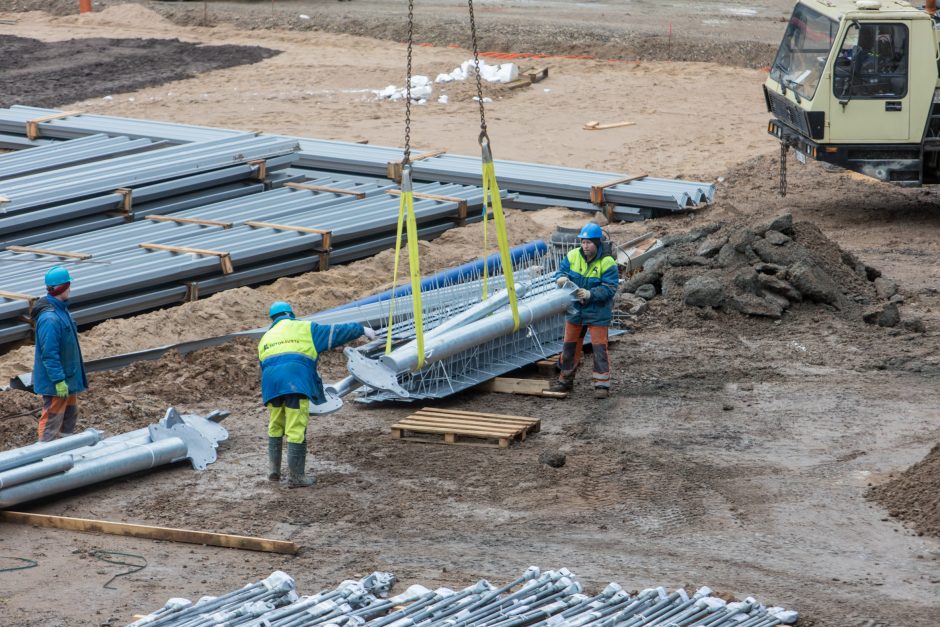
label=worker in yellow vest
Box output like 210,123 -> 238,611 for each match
258,301 -> 375,487
551,223 -> 619,398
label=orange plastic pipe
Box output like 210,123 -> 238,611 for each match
78,0 -> 92,13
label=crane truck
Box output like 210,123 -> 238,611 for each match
765,0 -> 940,187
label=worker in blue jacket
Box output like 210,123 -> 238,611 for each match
551,223 -> 619,399
258,301 -> 375,488
31,266 -> 88,441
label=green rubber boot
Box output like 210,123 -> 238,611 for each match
287,442 -> 316,488
267,436 -> 283,481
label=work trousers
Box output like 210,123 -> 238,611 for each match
37,394 -> 79,442
558,322 -> 610,389
267,394 -> 310,444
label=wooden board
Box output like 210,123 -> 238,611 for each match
590,174 -> 648,205
391,407 -> 540,448
284,182 -> 366,199
477,377 -> 566,398
138,243 -> 233,274
6,246 -> 91,260
26,111 -> 82,140
145,215 -> 233,229
0,511 -> 299,554
583,120 -> 636,131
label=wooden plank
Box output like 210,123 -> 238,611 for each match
6,246 -> 91,260
590,174 -> 648,205
244,222 -> 332,270
535,359 -> 558,377
0,511 -> 299,554
387,150 -> 446,181
0,289 -> 36,303
0,196 -> 9,204
392,423 -> 520,439
26,111 -> 82,140
477,377 -> 566,398
412,410 -> 536,427
284,182 -> 366,199
391,433 -> 505,449
414,407 -> 539,423
410,411 -> 534,426
145,215 -> 233,229
385,190 -> 467,206
583,120 -> 636,131
138,243 -> 233,274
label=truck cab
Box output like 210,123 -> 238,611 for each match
765,0 -> 940,184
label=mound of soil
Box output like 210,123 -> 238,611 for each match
0,34 -> 280,108
868,443 -> 940,539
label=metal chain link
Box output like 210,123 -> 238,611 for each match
467,0 -> 489,146
403,0 -> 415,166
778,140 -> 788,196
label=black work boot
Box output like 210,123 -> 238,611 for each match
286,442 -> 316,488
267,436 -> 283,481
549,376 -> 574,393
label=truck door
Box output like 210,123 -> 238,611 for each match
829,20 -> 911,142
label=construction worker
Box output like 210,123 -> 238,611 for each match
32,266 -> 88,442
551,223 -> 619,399
258,301 -> 376,488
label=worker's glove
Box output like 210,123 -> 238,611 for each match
555,276 -> 570,289
362,326 -> 377,341
574,288 -> 591,303
54,381 -> 69,398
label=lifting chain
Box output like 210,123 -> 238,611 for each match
778,140 -> 789,197
467,0 -> 490,149
402,0 -> 415,166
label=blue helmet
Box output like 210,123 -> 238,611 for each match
268,301 -> 295,320
577,223 -> 603,240
44,266 -> 72,287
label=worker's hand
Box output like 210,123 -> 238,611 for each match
555,276 -> 570,289
54,381 -> 69,398
575,288 -> 591,303
362,326 -> 377,341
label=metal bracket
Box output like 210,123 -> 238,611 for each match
344,347 -> 409,397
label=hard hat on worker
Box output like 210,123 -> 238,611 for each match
268,301 -> 295,320
44,266 -> 71,288
578,223 -> 603,240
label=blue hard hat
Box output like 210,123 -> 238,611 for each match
578,223 -> 603,240
268,301 -> 295,320
44,266 -> 72,287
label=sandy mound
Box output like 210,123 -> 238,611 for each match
57,4 -> 172,28
868,443 -> 940,539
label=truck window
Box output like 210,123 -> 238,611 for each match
770,4 -> 839,101
833,23 -> 908,99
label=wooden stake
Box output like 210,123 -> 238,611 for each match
0,511 -> 299,554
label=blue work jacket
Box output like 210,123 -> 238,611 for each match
556,247 -> 619,326
32,296 -> 88,397
258,318 -> 364,405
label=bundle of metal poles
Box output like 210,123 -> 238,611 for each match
0,407 -> 228,509
129,567 -> 798,627
0,106 -> 715,219
0,170 -> 489,346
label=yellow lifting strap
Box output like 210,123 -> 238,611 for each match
479,140 -> 520,332
385,168 -> 425,369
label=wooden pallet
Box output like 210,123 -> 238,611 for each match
391,408 -> 540,448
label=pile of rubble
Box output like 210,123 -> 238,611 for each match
617,213 -> 924,331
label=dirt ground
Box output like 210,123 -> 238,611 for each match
0,3 -> 939,626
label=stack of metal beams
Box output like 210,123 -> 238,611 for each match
0,171 -> 487,346
0,106 -> 715,220
129,568 -> 798,627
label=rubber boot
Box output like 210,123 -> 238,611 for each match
593,387 -> 609,399
287,442 -> 316,488
267,436 -> 282,481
